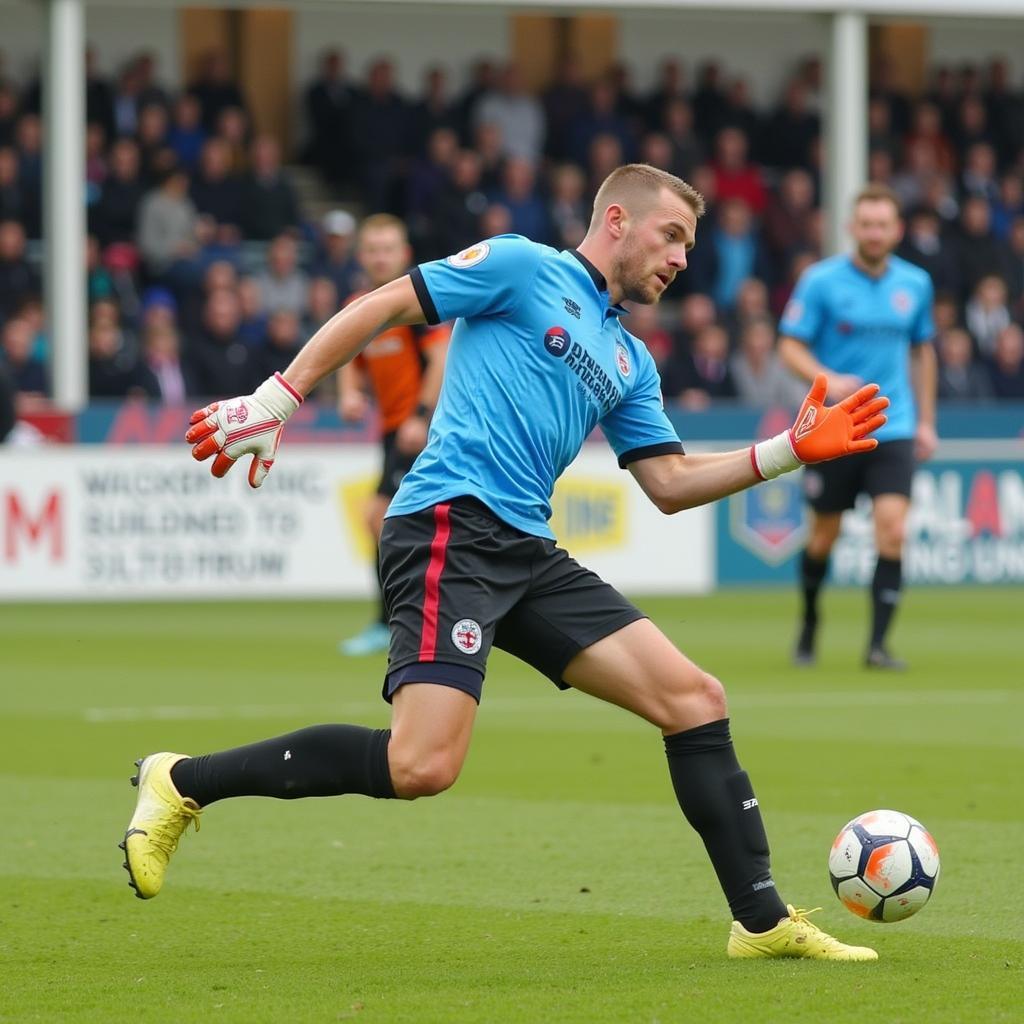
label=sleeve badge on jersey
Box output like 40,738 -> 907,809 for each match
446,242 -> 491,268
782,298 -> 803,324
615,342 -> 631,378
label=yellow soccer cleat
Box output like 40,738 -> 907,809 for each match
119,752 -> 201,899
727,905 -> 878,961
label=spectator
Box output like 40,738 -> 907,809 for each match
987,323 -> 1024,398
1,316 -> 46,395
253,308 -> 304,380
478,202 -> 512,240
0,83 -> 18,149
313,209 -> 360,300
730,317 -> 806,409
955,196 -> 1011,299
0,145 -> 27,226
474,120 -> 506,191
547,163 -> 588,250
190,138 -> 242,235
711,127 -> 766,214
350,57 -> 409,212
304,49 -> 356,184
474,62 -> 544,163
139,285 -> 178,331
454,58 -> 498,140
640,132 -> 673,173
407,126 -> 459,224
304,275 -> 339,336
721,78 -> 762,155
430,149 -> 488,257
871,58 -> 912,136
255,234 -> 308,316
92,138 -> 145,247
187,287 -> 251,396
761,80 -> 818,170
1006,216 -> 1024,319
991,173 -> 1024,240
215,106 -> 250,174
586,133 -> 624,202
867,96 -> 900,166
665,322 -> 737,408
661,98 -> 704,179
136,102 -> 171,183
136,166 -> 201,286
86,234 -> 115,303
933,290 -> 960,335
237,275 -> 268,347
953,95 -> 993,153
711,198 -> 765,312
569,77 -> 635,168
626,303 -> 673,368
411,65 -> 458,153
491,157 -> 548,242
138,322 -> 188,403
543,58 -> 589,161
645,58 -> 688,133
937,327 -> 993,400
87,318 -> 147,398
189,49 -> 246,133
134,52 -> 171,113
167,93 -> 206,171
959,142 -> 999,205
965,275 -> 1012,358
112,64 -> 142,137
692,61 -> 727,142
903,102 -> 955,176
0,219 -> 37,322
890,138 -> 940,211
239,136 -> 300,241
762,168 -> 816,273
13,114 -> 42,236
897,206 -> 960,297
985,57 -> 1024,164
725,276 -> 771,345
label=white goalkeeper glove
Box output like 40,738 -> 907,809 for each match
186,372 -> 303,488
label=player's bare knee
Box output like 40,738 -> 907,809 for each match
389,751 -> 461,799
650,670 -> 727,732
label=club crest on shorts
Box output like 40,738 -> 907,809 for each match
615,343 -> 631,377
447,242 -> 490,269
451,618 -> 482,654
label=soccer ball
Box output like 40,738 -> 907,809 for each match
828,809 -> 940,922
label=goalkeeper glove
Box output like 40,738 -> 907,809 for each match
750,373 -> 889,481
185,372 -> 303,488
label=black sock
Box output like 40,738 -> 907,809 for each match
870,556 -> 903,648
169,725 -> 396,807
664,719 -> 787,933
799,550 -> 829,632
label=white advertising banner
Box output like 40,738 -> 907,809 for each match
0,446 -> 712,600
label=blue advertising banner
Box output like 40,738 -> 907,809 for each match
717,455 -> 1024,586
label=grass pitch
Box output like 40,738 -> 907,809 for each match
2,588 -> 1022,1023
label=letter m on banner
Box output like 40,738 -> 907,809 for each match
4,491 -> 64,562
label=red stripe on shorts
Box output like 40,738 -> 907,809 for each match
418,503 -> 452,661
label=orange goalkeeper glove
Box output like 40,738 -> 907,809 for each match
750,373 -> 889,481
185,372 -> 303,488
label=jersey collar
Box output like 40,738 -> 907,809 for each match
568,249 -> 629,319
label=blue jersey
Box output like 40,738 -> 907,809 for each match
779,254 -> 934,441
386,235 -> 683,539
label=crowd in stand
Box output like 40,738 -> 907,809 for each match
1,45 -> 1024,415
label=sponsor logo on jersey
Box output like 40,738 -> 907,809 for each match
544,325 -> 571,357
563,296 -> 582,319
891,288 -> 913,314
615,343 -> 631,378
446,242 -> 490,268
451,618 -> 482,654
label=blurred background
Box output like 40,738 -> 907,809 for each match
1,0 -> 1022,599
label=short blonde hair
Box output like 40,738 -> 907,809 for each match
853,182 -> 901,215
591,163 -> 706,229
358,213 -> 409,243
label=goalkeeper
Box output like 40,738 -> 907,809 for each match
122,164 -> 888,962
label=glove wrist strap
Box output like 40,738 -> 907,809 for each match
751,430 -> 800,481
254,373 -> 303,422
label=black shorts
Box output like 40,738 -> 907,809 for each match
802,439 -> 915,513
378,497 -> 645,703
377,430 -> 417,498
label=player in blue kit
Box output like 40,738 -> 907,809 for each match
121,165 -> 890,960
779,184 -> 937,670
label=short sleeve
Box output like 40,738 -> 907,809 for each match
602,345 -> 685,469
779,268 -> 826,344
911,274 -> 936,345
410,235 -> 544,325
